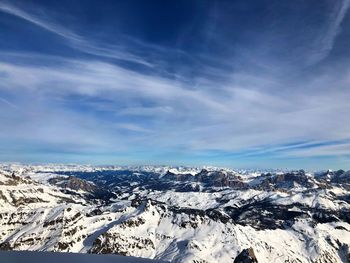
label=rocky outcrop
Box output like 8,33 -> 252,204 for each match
163,169 -> 246,189
48,176 -> 116,201
234,248 -> 258,263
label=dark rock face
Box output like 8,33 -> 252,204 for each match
48,176 -> 116,201
254,170 -> 315,191
48,176 -> 98,192
163,169 -> 246,189
90,232 -> 155,256
224,196 -> 350,230
0,172 -> 30,186
162,171 -> 194,182
0,241 -> 12,251
199,170 -> 245,188
332,171 -> 350,184
314,170 -> 350,190
316,169 -> 350,183
234,247 -> 258,263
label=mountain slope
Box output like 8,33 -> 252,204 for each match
0,164 -> 349,262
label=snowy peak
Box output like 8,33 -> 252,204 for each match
0,164 -> 350,263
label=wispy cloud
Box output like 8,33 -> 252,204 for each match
0,1 -> 80,40
309,0 -> 350,64
0,1 -> 154,67
284,141 -> 350,158
1,54 -> 350,155
0,96 -> 20,111
0,0 -> 350,168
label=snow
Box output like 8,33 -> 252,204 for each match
0,164 -> 350,263
148,191 -> 221,210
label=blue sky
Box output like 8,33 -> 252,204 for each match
0,0 -> 350,169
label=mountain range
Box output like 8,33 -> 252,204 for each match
0,164 -> 349,262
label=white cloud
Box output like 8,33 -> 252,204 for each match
309,0 -> 350,64
0,1 -> 154,67
285,142 -> 350,158
2,54 -> 350,158
1,0 -> 350,166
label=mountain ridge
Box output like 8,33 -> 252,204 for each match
0,164 -> 349,262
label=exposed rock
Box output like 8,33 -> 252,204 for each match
234,247 -> 258,263
48,176 -> 116,201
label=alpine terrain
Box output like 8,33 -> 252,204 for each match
0,164 -> 349,263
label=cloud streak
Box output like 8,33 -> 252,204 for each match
308,0 -> 350,64
0,0 -> 350,169
1,54 -> 350,156
0,1 -> 156,67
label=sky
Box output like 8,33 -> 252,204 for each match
0,0 -> 350,170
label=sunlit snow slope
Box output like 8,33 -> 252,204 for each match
0,164 -> 349,263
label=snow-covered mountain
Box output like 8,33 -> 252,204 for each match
0,164 -> 349,262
